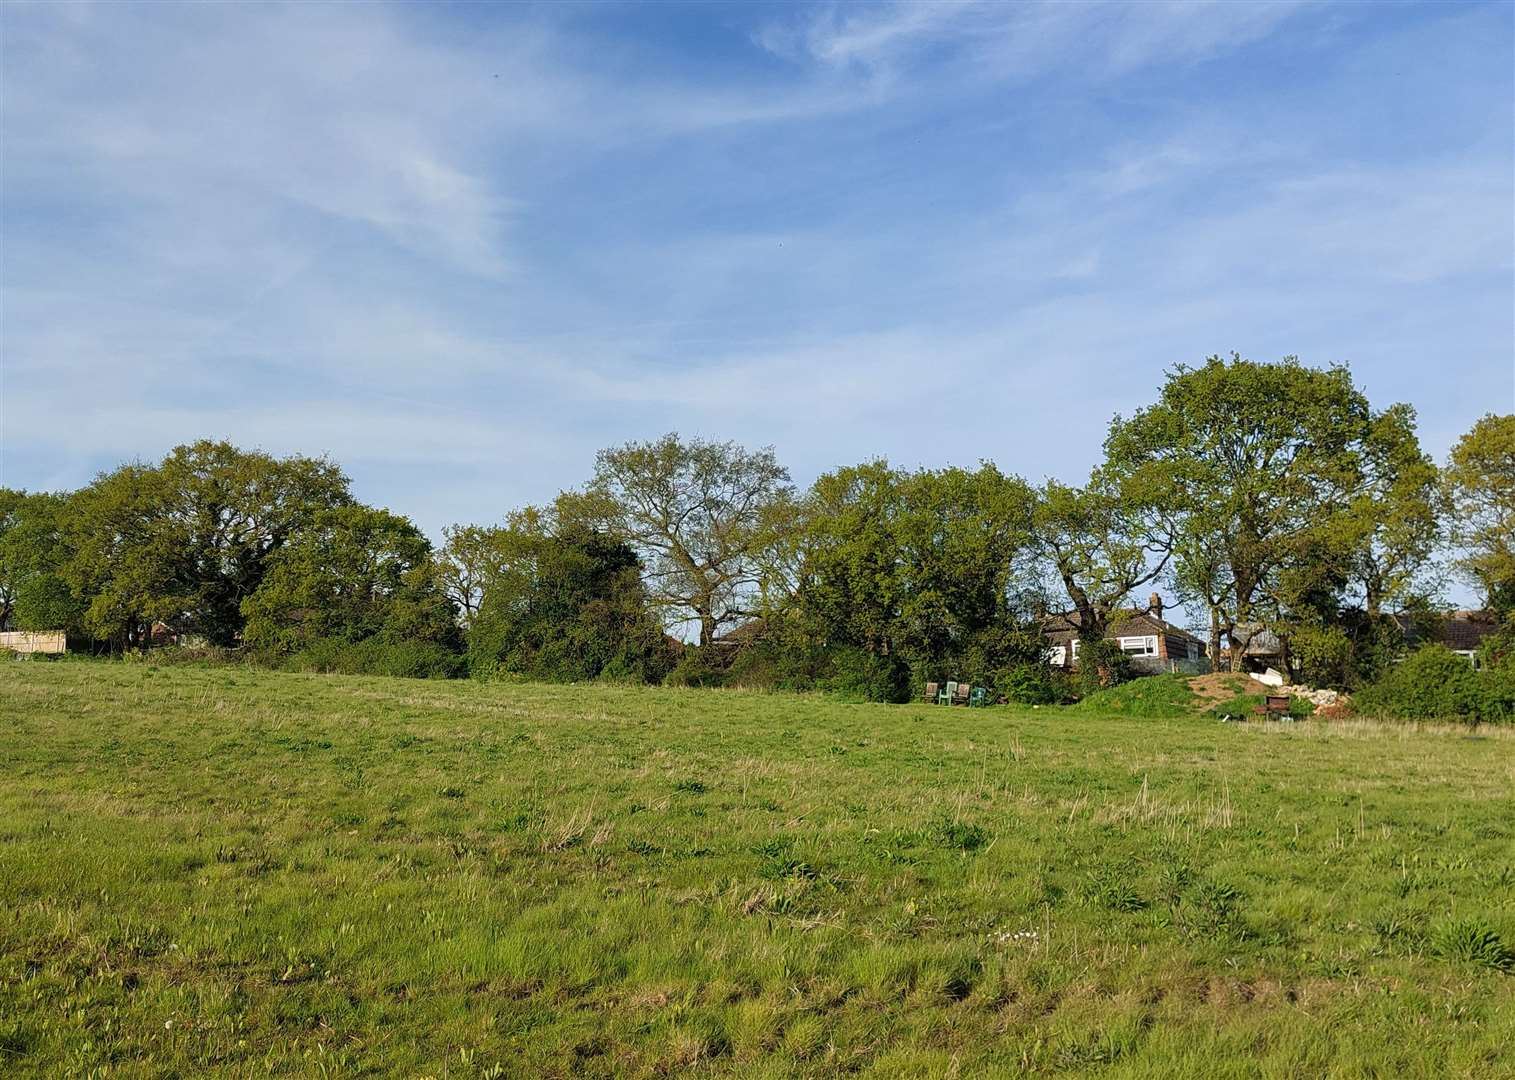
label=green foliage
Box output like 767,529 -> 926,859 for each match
1105,355 -> 1434,672
467,522 -> 674,685
1073,637 -> 1134,694
663,647 -> 727,688
241,504 -> 458,656
1032,478 -> 1165,644
572,433 -> 794,647
1287,624 -> 1354,688
999,663 -> 1074,705
791,460 -> 1042,688
61,442 -> 352,647
11,572 -> 85,633
0,490 -> 75,633
283,637 -> 462,679
1430,918 -> 1514,972
1445,413 -> 1515,612
1355,645 -> 1506,723
721,638 -> 826,692
1477,612 -> 1515,670
434,522 -> 514,626
1071,674 -> 1195,718
820,645 -> 909,703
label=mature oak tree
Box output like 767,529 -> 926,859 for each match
1031,477 -> 1170,645
61,442 -> 352,647
790,460 -> 1042,681
569,433 -> 793,647
1104,355 -> 1432,674
1446,413 -> 1515,612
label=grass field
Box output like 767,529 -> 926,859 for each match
2,663 -> 1513,1078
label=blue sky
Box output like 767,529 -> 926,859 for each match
3,0 -> 1512,543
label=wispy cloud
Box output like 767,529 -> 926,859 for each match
761,0 -> 1308,85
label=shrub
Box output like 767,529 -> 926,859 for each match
1477,613 -> 1515,671
664,647 -> 727,688
722,641 -> 825,692
1288,624 -> 1354,689
1075,638 -> 1133,694
286,637 -> 462,679
465,526 -> 673,685
821,645 -> 909,703
1355,645 -> 1489,723
1000,663 -> 1074,705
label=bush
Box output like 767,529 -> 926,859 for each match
999,663 -> 1074,705
1288,624 -> 1354,689
664,647 -> 727,688
722,641 -> 825,692
1477,613 -> 1515,671
285,637 -> 462,679
821,645 -> 909,703
1075,638 -> 1134,694
1355,645 -> 1495,723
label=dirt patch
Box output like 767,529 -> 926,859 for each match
1185,672 -> 1271,706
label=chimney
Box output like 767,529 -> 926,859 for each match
1149,592 -> 1163,620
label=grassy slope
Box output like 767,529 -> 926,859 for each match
1,663 -> 1512,1078
1070,675 -> 1198,718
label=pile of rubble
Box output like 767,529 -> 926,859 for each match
1251,669 -> 1345,708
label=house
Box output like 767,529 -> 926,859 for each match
1226,610 -> 1504,672
710,618 -> 767,650
1042,594 -> 1207,672
1395,610 -> 1502,668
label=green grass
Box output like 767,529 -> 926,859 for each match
1206,691 -> 1315,722
2,663 -> 1513,1078
1070,673 -> 1197,718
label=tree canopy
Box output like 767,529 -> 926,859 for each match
1446,413 -> 1515,612
241,504 -> 457,654
1103,355 -> 1435,675
465,512 -> 675,684
62,442 -> 351,647
569,433 -> 793,647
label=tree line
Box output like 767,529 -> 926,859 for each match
2,355 -> 1511,700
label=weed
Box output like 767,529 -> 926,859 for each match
931,817 -> 990,852
1431,918 -> 1515,972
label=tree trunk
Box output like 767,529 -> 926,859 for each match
1208,605 -> 1222,672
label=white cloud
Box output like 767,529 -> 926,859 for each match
3,4 -> 526,279
764,0 -> 1308,84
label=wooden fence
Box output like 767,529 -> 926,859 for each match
0,631 -> 66,655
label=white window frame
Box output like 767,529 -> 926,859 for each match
1117,635 -> 1158,656
1048,644 -> 1067,666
